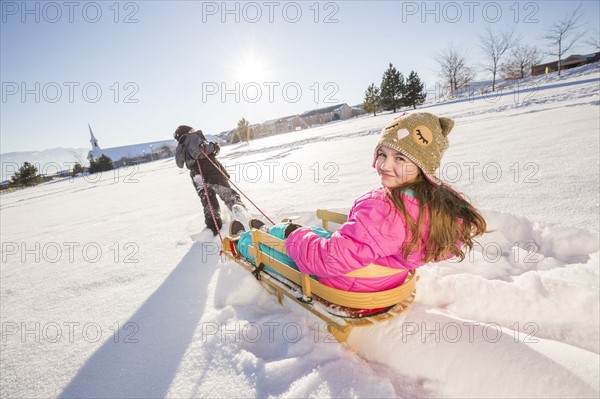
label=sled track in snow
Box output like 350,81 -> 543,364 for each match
220,129 -> 381,162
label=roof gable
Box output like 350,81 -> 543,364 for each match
301,104 -> 348,117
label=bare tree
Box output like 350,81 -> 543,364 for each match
479,27 -> 519,90
236,118 -> 252,142
585,29 -> 600,51
543,3 -> 587,76
434,45 -> 476,94
70,150 -> 88,167
500,45 -> 543,80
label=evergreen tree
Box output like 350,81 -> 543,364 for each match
89,155 -> 114,174
72,163 -> 85,176
11,162 -> 41,186
380,63 -> 404,113
362,83 -> 381,116
98,155 -> 114,171
405,71 -> 427,109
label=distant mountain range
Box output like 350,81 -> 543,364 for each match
0,134 -> 224,181
1,147 -> 91,181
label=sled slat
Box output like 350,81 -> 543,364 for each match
309,272 -> 416,309
327,324 -> 353,342
250,230 -> 267,272
345,264 -> 406,278
247,245 -> 257,259
254,247 -> 304,286
252,229 -> 289,255
300,273 -> 313,297
316,209 -> 348,231
345,317 -> 374,327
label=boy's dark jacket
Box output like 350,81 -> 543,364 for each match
175,131 -> 219,170
175,130 -> 229,184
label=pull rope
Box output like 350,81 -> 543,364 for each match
200,150 -> 276,225
196,159 -> 224,245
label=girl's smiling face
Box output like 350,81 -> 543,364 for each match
376,145 -> 420,188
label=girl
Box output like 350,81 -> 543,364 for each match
284,112 -> 487,292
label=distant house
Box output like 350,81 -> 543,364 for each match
218,103 -> 360,144
532,52 -> 600,76
32,168 -> 73,183
256,114 -> 308,137
41,169 -> 72,180
300,103 -> 354,127
350,104 -> 366,117
86,124 -> 178,167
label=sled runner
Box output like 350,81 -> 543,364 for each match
221,209 -> 418,343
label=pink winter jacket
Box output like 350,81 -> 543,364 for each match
285,188 -> 431,293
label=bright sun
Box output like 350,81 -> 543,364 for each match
235,55 -> 268,82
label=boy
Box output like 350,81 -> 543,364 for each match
174,125 -> 246,236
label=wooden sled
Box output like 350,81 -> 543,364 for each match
221,209 -> 418,343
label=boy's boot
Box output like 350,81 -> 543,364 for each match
229,220 -> 245,237
249,219 -> 269,232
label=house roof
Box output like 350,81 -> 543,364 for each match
262,114 -> 300,125
87,133 -> 226,162
534,52 -> 600,68
563,53 -> 599,64
88,139 -> 177,161
301,103 -> 348,117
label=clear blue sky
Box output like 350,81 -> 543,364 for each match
1,1 -> 598,152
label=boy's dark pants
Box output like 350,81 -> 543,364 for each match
190,157 -> 243,235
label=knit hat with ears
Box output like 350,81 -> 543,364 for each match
373,112 -> 455,186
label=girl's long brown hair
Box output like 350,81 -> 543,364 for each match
387,173 -> 487,263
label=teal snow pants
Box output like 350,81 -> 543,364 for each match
236,222 -> 332,278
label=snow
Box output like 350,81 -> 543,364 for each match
1,64 -> 599,398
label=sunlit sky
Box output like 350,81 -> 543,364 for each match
1,1 -> 599,152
